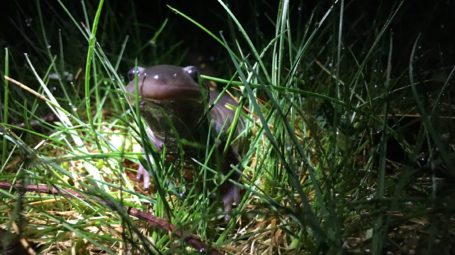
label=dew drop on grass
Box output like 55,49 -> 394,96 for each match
25,18 -> 33,27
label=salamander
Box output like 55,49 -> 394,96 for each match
126,65 -> 244,217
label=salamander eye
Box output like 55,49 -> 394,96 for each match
183,66 -> 199,82
128,66 -> 145,81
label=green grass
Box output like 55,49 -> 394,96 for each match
1,0 -> 454,254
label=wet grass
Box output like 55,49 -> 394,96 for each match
1,0 -> 454,254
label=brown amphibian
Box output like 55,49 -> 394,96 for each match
126,65 -> 245,218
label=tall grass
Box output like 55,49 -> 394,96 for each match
1,0 -> 453,254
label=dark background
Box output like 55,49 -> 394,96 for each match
0,0 -> 453,75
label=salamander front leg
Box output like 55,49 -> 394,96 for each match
136,163 -> 150,189
222,182 -> 241,221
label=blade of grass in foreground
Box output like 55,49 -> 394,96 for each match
372,33 -> 393,255
84,0 -> 104,151
1,48 -> 10,166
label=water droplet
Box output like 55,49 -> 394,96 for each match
47,45 -> 52,49
64,72 -> 73,81
25,18 -> 33,27
153,74 -> 159,80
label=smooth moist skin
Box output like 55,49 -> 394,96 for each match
126,65 -> 244,217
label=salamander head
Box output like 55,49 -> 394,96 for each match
126,65 -> 203,100
126,65 -> 208,147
